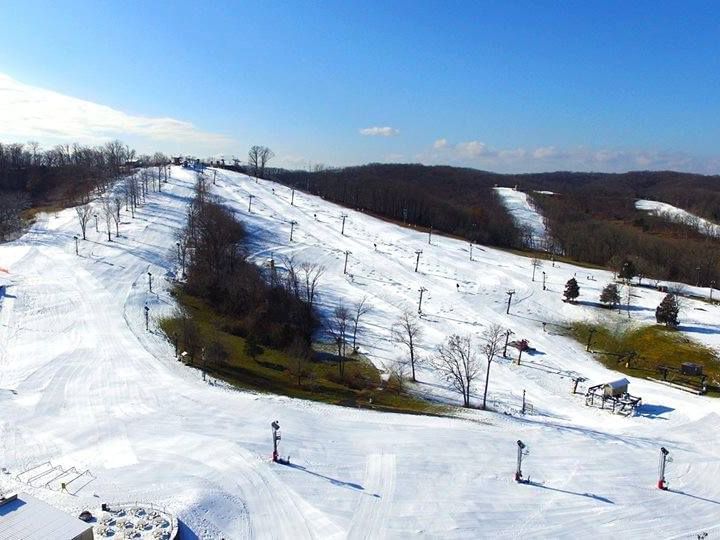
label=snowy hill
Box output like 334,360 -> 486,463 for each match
636,199 -> 720,238
494,187 -> 552,250
1,166 -> 720,538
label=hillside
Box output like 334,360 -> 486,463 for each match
1,166 -> 720,537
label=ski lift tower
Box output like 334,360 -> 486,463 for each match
658,446 -> 671,490
271,421 -> 281,462
515,440 -> 529,483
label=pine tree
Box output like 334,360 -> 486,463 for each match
563,277 -> 580,302
655,294 -> 680,327
599,283 -> 620,307
618,259 -> 637,282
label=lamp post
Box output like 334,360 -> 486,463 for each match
657,447 -> 670,490
515,440 -> 527,483
503,329 -> 514,357
418,286 -> 427,315
506,290 -> 515,315
341,213 -> 348,235
271,421 -> 281,462
248,194 -> 255,213
343,250 -> 351,274
73,235 -> 79,255
414,249 -> 423,272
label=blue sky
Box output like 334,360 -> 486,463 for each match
2,1 -> 720,173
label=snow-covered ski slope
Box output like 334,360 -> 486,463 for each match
636,199 -> 720,238
1,167 -> 720,539
494,187 -> 551,250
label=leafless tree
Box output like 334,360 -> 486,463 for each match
326,302 -> 351,376
248,145 -> 261,180
531,257 -> 543,282
112,195 -> 123,237
259,146 -> 274,178
299,261 -> 325,311
434,334 -> 479,408
350,296 -> 371,353
101,197 -> 114,241
75,203 -> 92,240
392,310 -> 422,381
481,323 -> 504,410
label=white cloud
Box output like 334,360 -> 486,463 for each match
420,138 -> 720,174
433,138 -> 448,149
359,126 -> 399,137
0,73 -> 236,152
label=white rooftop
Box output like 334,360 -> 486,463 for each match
0,493 -> 92,540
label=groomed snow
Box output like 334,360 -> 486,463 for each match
494,187 -> 552,250
636,199 -> 720,238
1,167 -> 720,538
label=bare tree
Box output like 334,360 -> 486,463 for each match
392,311 -> 422,381
326,302 -> 351,376
299,262 -> 325,311
75,203 -> 92,240
101,197 -> 114,241
531,257 -> 543,282
248,145 -> 261,180
112,194 -> 123,237
480,323 -> 504,410
259,146 -> 274,178
433,334 -> 479,408
350,296 -> 371,353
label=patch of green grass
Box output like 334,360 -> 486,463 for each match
568,322 -> 720,395
160,289 -> 445,416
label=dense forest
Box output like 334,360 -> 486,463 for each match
261,164 -> 720,286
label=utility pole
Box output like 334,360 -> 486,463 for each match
657,447 -> 670,490
341,213 -> 348,235
586,328 -> 596,352
515,440 -> 528,483
73,235 -> 79,255
542,271 -> 547,291
289,220 -> 297,242
290,188 -> 295,206
148,272 -> 153,293
503,329 -> 514,358
343,250 -> 351,274
414,249 -> 423,272
271,420 -> 281,462
144,305 -> 150,331
248,194 -> 255,213
418,286 -> 427,315
506,290 -> 515,315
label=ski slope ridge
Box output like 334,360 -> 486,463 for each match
0,166 -> 719,538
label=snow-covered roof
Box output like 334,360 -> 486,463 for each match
604,378 -> 630,390
0,493 -> 92,540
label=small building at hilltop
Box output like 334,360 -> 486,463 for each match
0,492 -> 94,540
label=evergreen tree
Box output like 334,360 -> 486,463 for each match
655,294 -> 680,327
618,259 -> 637,282
563,277 -> 580,302
599,283 -> 620,307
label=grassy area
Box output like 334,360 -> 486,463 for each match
569,322 -> 720,395
159,289 -> 447,416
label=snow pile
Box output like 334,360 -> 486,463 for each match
636,199 -> 720,237
0,167 -> 719,537
494,187 -> 553,250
